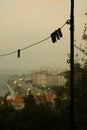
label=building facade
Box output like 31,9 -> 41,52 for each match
32,68 -> 67,88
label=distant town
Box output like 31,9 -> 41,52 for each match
0,67 -> 68,110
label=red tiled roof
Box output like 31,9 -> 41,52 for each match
9,98 -> 24,104
35,93 -> 56,104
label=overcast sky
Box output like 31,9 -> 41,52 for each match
0,0 -> 87,72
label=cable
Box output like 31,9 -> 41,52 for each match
21,36 -> 50,51
0,20 -> 70,58
0,36 -> 50,58
0,50 -> 17,57
60,19 -> 70,29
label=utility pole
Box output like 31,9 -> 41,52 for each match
70,0 -> 74,130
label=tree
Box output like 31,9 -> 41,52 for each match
65,23 -> 87,130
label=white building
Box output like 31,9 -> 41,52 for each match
32,68 -> 67,87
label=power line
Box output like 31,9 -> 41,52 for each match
0,20 -> 70,58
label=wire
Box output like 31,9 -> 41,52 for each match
21,36 -> 50,51
0,20 -> 70,58
0,36 -> 50,58
0,50 -> 17,57
60,20 -> 70,29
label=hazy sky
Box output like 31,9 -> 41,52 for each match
0,0 -> 87,72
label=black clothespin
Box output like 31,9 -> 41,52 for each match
17,49 -> 20,58
58,28 -> 63,38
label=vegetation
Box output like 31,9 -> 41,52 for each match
0,95 -> 70,130
74,38 -> 87,129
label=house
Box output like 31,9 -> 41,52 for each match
32,68 -> 58,88
8,97 -> 25,110
58,74 -> 67,87
35,92 -> 56,107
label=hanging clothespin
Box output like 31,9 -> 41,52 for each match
17,49 -> 21,58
